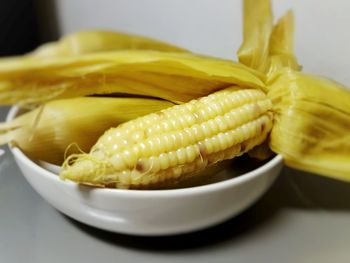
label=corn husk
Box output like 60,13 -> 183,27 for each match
240,0 -> 299,159
268,69 -> 350,181
239,0 -> 350,182
238,0 -> 299,75
1,97 -> 173,164
237,0 -> 273,73
30,30 -> 188,58
0,51 -> 264,105
263,2 -> 350,181
267,11 -> 300,75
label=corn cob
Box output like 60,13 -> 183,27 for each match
1,97 -> 173,164
60,87 -> 273,188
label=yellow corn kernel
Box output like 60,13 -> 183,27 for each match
60,87 -> 273,189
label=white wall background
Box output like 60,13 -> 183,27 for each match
54,0 -> 350,86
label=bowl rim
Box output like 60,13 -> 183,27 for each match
7,105 -> 283,197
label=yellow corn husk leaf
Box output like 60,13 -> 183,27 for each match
268,11 -> 301,76
268,69 -> 350,181
238,0 -> 300,76
1,97 -> 173,164
237,0 -> 273,73
239,1 -> 299,160
30,30 -> 188,58
0,50 -> 265,105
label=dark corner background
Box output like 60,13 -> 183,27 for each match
0,0 -> 59,56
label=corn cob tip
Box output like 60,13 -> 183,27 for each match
60,154 -> 108,187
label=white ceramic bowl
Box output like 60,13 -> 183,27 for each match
7,106 -> 283,236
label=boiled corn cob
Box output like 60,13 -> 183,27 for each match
1,97 -> 173,164
60,87 -> 273,188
